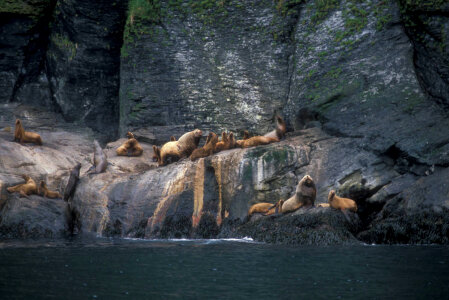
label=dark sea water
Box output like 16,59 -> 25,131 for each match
0,238 -> 448,299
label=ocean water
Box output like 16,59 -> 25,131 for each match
0,238 -> 448,299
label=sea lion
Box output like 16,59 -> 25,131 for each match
328,190 -> 357,212
228,132 -> 236,149
317,203 -> 330,208
236,115 -> 286,148
38,181 -> 62,199
116,131 -> 143,157
7,175 -> 38,197
243,130 -> 250,140
214,132 -> 229,153
156,129 -> 203,166
247,199 -> 284,217
190,132 -> 218,161
264,115 -> 286,140
13,119 -> 42,145
281,175 -> 316,214
87,140 -> 107,174
152,145 -> 161,163
64,163 -> 81,202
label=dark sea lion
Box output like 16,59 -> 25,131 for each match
64,163 -> 81,202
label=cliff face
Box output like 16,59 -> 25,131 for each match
0,0 -> 448,244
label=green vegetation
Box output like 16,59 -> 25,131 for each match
122,0 -> 233,57
310,0 -> 340,24
51,33 -> 77,61
398,0 -> 447,54
0,0 -> 52,19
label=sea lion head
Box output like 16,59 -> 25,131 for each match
228,132 -> 235,147
39,180 -> 46,188
302,175 -> 314,187
126,132 -> 134,139
221,132 -> 228,143
193,129 -> 202,137
74,162 -> 82,171
15,119 -> 21,126
328,190 -> 336,202
208,132 -> 219,146
21,174 -> 30,181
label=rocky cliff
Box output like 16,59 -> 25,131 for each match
0,0 -> 448,244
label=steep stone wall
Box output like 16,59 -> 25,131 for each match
119,0 -> 296,136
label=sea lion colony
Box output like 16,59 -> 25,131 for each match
7,118 -> 357,223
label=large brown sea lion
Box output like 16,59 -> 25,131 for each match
236,115 -> 286,148
190,132 -> 218,161
155,129 -> 202,166
281,175 -> 316,214
64,163 -> 81,202
328,190 -> 357,212
87,140 -> 107,174
116,132 -> 143,157
38,181 -> 62,199
7,175 -> 38,197
13,119 -> 42,145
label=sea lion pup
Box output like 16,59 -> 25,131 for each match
236,115 -> 286,148
38,181 -> 62,199
190,132 -> 218,161
281,175 -> 316,214
13,119 -> 42,145
87,140 -> 107,174
328,190 -> 357,212
157,129 -> 203,166
7,175 -> 38,197
64,163 -> 81,202
116,132 -> 143,156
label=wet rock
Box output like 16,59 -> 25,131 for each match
359,168 -> 449,244
220,207 -> 362,245
0,195 -> 66,239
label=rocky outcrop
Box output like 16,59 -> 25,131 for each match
0,1 -> 448,244
1,104 -> 447,244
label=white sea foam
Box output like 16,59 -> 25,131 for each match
121,236 -> 261,244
